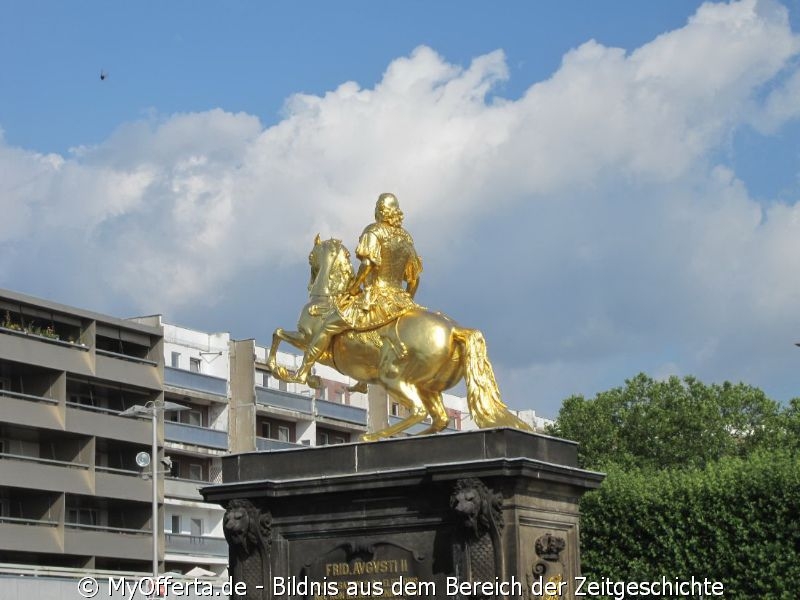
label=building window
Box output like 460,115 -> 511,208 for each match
261,422 -> 271,438
278,426 -> 290,442
278,379 -> 287,392
189,357 -> 201,373
191,518 -> 203,537
170,352 -> 181,368
391,403 -> 400,417
70,393 -> 95,408
317,432 -> 329,446
189,463 -> 203,481
170,515 -> 181,533
68,508 -> 98,526
187,409 -> 203,427
334,435 -> 347,444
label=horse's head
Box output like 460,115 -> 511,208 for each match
308,235 -> 354,297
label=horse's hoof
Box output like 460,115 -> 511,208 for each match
360,432 -> 381,442
347,381 -> 369,394
307,375 -> 322,389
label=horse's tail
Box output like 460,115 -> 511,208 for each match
452,327 -> 534,432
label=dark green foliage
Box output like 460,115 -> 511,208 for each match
549,374 -> 800,598
548,373 -> 783,470
579,451 -> 800,597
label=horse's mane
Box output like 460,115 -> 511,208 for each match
309,238 -> 354,296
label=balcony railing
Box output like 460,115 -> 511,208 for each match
166,533 -> 228,557
0,325 -> 89,351
164,367 -> 227,397
95,465 -> 140,476
64,522 -> 151,535
0,389 -> 58,404
0,516 -> 58,527
0,452 -> 90,470
316,399 -> 367,425
96,348 -> 158,366
255,437 -> 305,451
255,386 -> 313,414
164,422 -> 228,449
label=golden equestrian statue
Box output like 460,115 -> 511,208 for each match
267,193 -> 532,441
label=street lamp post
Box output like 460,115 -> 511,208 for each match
121,400 -> 189,582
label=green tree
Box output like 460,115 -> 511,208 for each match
548,373 -> 782,470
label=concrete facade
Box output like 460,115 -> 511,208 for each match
0,288 -> 164,573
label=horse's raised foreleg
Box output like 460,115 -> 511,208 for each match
267,328 -> 323,389
267,328 -> 307,378
360,381 -> 429,442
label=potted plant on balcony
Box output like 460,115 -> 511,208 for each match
1,311 -> 23,332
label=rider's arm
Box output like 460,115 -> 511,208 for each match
405,255 -> 422,299
348,259 -> 373,296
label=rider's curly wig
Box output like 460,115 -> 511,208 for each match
379,205 -> 404,227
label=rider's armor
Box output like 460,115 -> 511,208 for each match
336,221 -> 422,330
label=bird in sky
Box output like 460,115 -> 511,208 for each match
100,69 -> 108,81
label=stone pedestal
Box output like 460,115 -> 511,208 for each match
202,428 -> 604,600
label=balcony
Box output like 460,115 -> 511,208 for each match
166,533 -> 228,557
0,388 -> 58,405
0,453 -> 92,495
255,437 -> 306,451
255,386 -> 313,415
165,367 -> 227,397
95,466 -> 151,502
165,422 -> 228,450
1,390 -> 61,430
64,523 -> 152,560
0,517 -> 60,553
164,477 -> 205,500
65,405 -> 152,444
95,352 -> 161,390
0,327 -> 92,376
316,399 -> 367,426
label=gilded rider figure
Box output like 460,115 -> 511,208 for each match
289,193 -> 422,385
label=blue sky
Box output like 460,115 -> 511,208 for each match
2,0 -> 800,418
3,1 -> 718,153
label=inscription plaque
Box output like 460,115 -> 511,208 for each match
302,539 -> 429,600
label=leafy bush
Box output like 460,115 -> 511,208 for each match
579,450 -> 800,598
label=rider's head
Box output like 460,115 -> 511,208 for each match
375,193 -> 403,227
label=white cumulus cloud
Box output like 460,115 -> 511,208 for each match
2,0 -> 800,416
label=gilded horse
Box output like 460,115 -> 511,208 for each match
267,236 -> 532,441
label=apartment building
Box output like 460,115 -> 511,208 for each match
156,322 -> 230,577
137,321 -> 371,578
0,288 -> 164,573
0,287 -> 549,584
